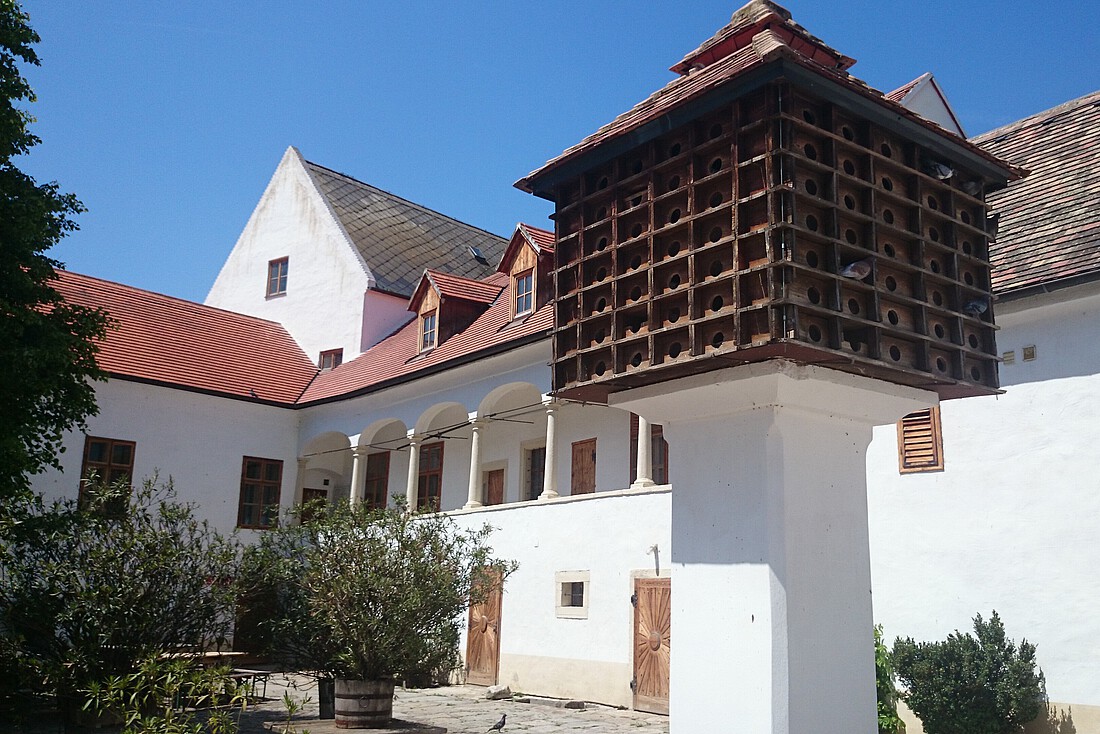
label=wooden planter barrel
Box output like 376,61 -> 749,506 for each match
334,679 -> 395,729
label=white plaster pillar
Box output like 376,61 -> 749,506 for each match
631,414 -> 657,490
539,399 -> 559,500
348,446 -> 366,505
294,457 -> 309,506
612,361 -> 933,734
405,433 -> 420,511
465,417 -> 485,509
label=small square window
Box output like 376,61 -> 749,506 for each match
420,310 -> 438,352
267,257 -> 288,296
319,348 -> 343,371
514,270 -> 534,317
554,570 -> 590,619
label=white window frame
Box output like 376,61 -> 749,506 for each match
554,570 -> 590,619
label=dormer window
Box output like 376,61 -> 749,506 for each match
267,257 -> 288,296
319,348 -> 343,371
514,269 -> 534,317
420,310 -> 438,352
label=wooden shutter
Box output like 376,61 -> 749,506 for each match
897,407 -> 944,473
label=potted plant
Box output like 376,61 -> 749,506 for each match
243,499 -> 513,728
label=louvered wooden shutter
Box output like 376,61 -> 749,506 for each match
897,407 -> 944,473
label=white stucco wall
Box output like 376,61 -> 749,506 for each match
32,378 -> 301,539
205,147 -> 382,362
361,290 -> 413,351
867,284 -> 1100,708
450,488 -> 672,708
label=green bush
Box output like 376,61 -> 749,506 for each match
240,499 -> 515,683
875,624 -> 905,734
893,611 -> 1046,734
0,476 -> 240,712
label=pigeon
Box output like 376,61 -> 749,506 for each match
488,713 -> 507,732
961,180 -> 982,197
962,297 -> 989,317
838,258 -> 873,280
922,158 -> 955,180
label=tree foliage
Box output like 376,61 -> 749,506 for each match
875,624 -> 905,734
0,0 -> 110,500
0,476 -> 241,709
240,500 -> 516,683
893,611 -> 1046,734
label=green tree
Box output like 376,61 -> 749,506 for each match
875,624 -> 905,734
893,611 -> 1046,734
0,0 -> 110,500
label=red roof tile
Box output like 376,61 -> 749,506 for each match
885,74 -> 926,103
973,90 -> 1100,296
516,3 -> 1021,193
54,270 -> 317,404
409,269 -> 504,311
519,223 -> 555,253
300,272 -> 552,404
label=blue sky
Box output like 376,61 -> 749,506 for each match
18,1 -> 1100,303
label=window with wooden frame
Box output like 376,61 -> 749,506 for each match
630,414 -> 669,484
420,310 -> 438,352
417,441 -> 444,510
237,456 -> 283,529
897,407 -> 944,473
318,348 -> 343,371
266,257 -> 288,297
514,269 -> 534,317
363,452 -> 390,509
80,436 -> 136,511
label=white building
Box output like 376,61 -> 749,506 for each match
35,4 -> 1100,731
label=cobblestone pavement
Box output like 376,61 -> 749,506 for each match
242,674 -> 670,734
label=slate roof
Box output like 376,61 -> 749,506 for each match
973,90 -> 1100,296
304,161 -> 507,297
54,271 -> 317,404
517,0 -> 1021,193
299,272 -> 553,404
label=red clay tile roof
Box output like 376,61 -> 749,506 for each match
54,270 -> 317,404
419,270 -> 503,306
885,74 -> 926,103
518,223 -> 555,253
300,272 -> 552,404
972,90 -> 1100,296
516,3 -> 1022,193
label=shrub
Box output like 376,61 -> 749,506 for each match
875,624 -> 904,734
892,611 -> 1046,734
0,476 -> 240,712
240,499 -> 515,683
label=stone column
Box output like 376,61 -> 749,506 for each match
539,399 -> 559,500
631,414 -> 656,490
405,433 -> 420,511
611,361 -> 932,734
294,457 -> 309,506
465,417 -> 485,509
348,446 -> 366,505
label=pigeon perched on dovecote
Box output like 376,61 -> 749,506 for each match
962,297 -> 989,317
838,258 -> 873,280
922,158 -> 955,180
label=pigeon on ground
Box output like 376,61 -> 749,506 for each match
488,713 -> 506,732
922,158 -> 955,180
838,258 -> 873,280
962,297 -> 989,317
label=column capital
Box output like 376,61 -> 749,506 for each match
351,445 -> 369,457
297,456 -> 309,468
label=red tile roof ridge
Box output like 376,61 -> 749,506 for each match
885,73 -> 930,103
971,89 -> 1100,144
58,269 -> 293,329
421,269 -> 504,304
301,159 -> 508,243
518,222 -> 556,251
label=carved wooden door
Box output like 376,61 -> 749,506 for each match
632,577 -> 670,714
465,569 -> 503,686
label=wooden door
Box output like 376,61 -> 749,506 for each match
485,469 -> 504,506
571,438 -> 596,495
300,487 -> 327,522
632,577 -> 670,714
465,569 -> 503,686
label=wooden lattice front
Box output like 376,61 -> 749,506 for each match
549,81 -> 1000,402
